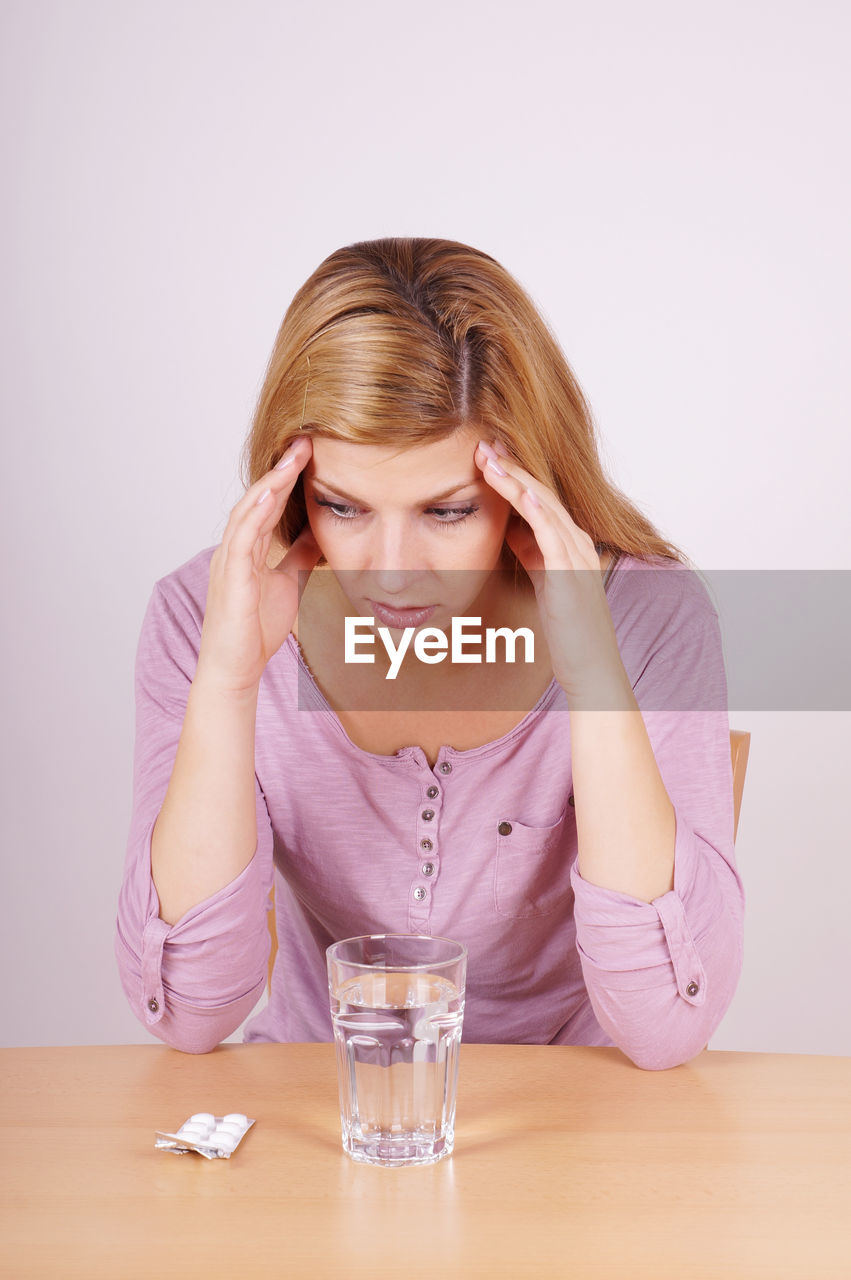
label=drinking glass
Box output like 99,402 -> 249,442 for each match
327,934 -> 467,1167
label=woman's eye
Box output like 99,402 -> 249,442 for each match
429,505 -> 479,527
316,499 -> 359,522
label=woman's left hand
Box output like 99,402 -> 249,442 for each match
474,439 -> 631,707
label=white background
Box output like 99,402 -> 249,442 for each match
1,1 -> 849,1053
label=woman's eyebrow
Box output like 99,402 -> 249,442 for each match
310,478 -> 483,505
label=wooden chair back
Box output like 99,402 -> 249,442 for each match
730,729 -> 750,841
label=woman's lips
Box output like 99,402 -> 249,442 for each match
367,599 -> 437,629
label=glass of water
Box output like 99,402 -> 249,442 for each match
327,934 -> 467,1167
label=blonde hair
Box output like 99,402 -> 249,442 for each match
242,237 -> 687,571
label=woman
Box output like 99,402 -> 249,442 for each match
115,237 -> 744,1070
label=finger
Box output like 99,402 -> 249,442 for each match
224,438 -> 312,538
515,486 -> 576,570
273,522 -> 323,588
474,442 -> 590,570
475,442 -> 593,560
223,439 -> 312,563
474,441 -> 559,531
518,488 -> 600,571
253,527 -> 274,572
475,441 -> 562,519
502,509 -> 541,565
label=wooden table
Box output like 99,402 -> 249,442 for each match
1,1044 -> 849,1278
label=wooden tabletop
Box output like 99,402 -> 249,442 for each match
1,1043 -> 849,1278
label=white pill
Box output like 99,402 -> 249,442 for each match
216,1121 -> 244,1138
223,1113 -> 248,1128
178,1123 -> 207,1137
214,1132 -> 237,1152
189,1113 -> 216,1127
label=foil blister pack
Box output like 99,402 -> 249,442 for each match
155,1112 -> 255,1160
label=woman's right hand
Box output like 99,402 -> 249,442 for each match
196,436 -> 321,695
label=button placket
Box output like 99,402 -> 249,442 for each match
409,776 -> 444,931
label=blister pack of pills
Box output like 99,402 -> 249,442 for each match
155,1112 -> 255,1160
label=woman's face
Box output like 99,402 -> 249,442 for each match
301,427 -> 515,631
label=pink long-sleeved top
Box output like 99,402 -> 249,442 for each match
115,547 -> 745,1070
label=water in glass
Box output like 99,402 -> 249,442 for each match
330,968 -> 464,1166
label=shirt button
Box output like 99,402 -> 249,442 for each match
426,786 -> 439,799
422,809 -> 435,821
413,886 -> 427,901
686,982 -> 700,997
147,998 -> 159,1013
568,794 -> 575,807
498,821 -> 513,836
422,862 -> 435,876
439,762 -> 452,774
420,838 -> 433,852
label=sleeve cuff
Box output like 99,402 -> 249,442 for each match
570,806 -> 707,1007
125,795 -> 273,1029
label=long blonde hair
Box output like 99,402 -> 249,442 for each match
242,237 -> 686,571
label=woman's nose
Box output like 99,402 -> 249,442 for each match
367,522 -> 427,594
371,571 -> 422,596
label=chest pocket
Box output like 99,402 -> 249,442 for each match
492,803 -> 574,919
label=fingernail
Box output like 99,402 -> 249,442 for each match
524,487 -> 541,508
479,439 -> 508,473
256,488 -> 271,506
492,439 -> 509,457
275,443 -> 297,469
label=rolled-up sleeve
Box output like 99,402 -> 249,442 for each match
114,579 -> 274,1054
570,602 -> 746,1071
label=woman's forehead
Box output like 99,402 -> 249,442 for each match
310,425 -> 479,461
307,430 -> 484,501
